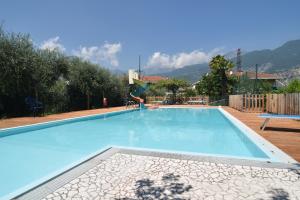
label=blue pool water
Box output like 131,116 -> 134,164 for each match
0,108 -> 269,199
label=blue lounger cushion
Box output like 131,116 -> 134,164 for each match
259,114 -> 300,120
258,113 -> 300,130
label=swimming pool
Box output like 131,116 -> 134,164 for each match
0,108 -> 294,199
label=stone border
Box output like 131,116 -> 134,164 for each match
15,147 -> 300,200
117,147 -> 300,169
14,148 -> 118,200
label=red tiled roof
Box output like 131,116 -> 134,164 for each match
231,71 -> 280,80
141,76 -> 168,83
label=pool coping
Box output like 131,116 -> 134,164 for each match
15,147 -> 300,200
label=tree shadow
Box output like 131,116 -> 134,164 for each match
116,173 -> 192,200
267,188 -> 290,200
288,163 -> 300,176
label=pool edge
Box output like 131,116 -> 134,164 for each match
0,108 -> 139,137
2,106 -> 298,200
218,107 -> 297,164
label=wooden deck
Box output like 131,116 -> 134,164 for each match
0,106 -> 128,129
0,106 -> 299,162
223,107 -> 300,162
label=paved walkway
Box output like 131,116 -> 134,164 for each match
40,151 -> 300,200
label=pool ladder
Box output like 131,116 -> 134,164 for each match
126,101 -> 138,109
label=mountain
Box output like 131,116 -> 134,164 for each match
275,67 -> 300,85
232,39 -> 300,72
143,67 -> 173,75
156,63 -> 209,83
224,50 -> 247,60
153,39 -> 300,82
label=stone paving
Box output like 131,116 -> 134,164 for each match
40,153 -> 300,200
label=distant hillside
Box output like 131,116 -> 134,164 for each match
143,67 -> 173,75
157,63 -> 209,83
275,67 -> 300,85
232,39 -> 300,72
154,39 -> 300,82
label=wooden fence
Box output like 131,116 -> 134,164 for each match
229,94 -> 265,112
229,93 -> 300,114
266,93 -> 300,115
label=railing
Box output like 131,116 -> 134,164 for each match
146,96 -> 165,104
229,94 -> 265,113
183,96 -> 209,105
209,99 -> 227,106
125,101 -> 138,109
243,94 -> 265,112
146,96 -> 209,105
229,93 -> 300,114
266,93 -> 300,115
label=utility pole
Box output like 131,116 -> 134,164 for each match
254,64 -> 258,93
236,48 -> 242,72
138,55 -> 141,79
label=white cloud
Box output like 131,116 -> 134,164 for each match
73,42 -> 122,67
40,36 -> 65,52
147,48 -> 224,69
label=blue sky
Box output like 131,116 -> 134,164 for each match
1,0 -> 300,70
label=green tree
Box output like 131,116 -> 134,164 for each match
30,50 -> 69,102
196,73 -> 220,97
0,26 -> 128,117
156,79 -> 188,103
279,79 -> 300,93
184,88 -> 197,97
48,79 -> 69,113
145,84 -> 166,97
209,55 -> 234,97
196,55 -> 236,98
0,28 -> 38,115
68,58 -> 99,109
235,74 -> 274,94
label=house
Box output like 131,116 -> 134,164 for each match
141,75 -> 168,84
231,71 -> 282,88
191,81 -> 200,90
128,69 -> 168,84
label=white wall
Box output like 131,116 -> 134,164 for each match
128,69 -> 139,84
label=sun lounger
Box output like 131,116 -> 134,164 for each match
187,99 -> 206,105
151,100 -> 164,104
259,113 -> 300,130
25,96 -> 43,117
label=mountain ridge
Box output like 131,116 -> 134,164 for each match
150,39 -> 300,82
